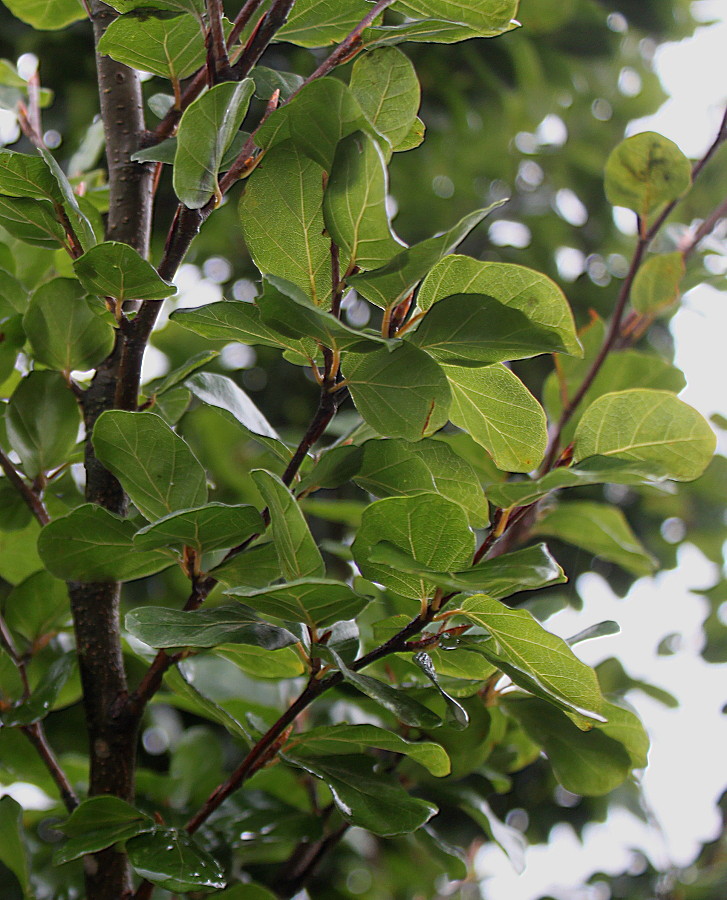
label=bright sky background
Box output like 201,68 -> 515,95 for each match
477,3 -> 727,897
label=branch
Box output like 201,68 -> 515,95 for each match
227,0 -> 267,48
540,106 -> 727,472
0,615 -> 78,811
298,0 -> 399,90
230,0 -> 296,80
205,0 -> 231,83
681,194 -> 727,260
0,448 -> 50,526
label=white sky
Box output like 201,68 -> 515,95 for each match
478,4 -> 727,897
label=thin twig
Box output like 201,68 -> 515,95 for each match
231,0 -> 296,80
681,194 -> 727,260
205,0 -> 231,83
21,723 -> 79,812
0,448 -> 50,526
227,0 -> 266,47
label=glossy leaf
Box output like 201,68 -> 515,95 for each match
174,79 -> 255,209
0,196 -> 66,247
604,131 -> 692,220
164,667 -> 252,743
288,754 -> 437,835
127,828 -> 226,892
143,349 -> 219,398
368,541 -> 566,601
133,503 -> 261,554
417,254 -> 581,355
323,132 -> 404,270
450,787 -> 526,872
97,11 -> 207,81
443,363 -> 547,472
213,540 -> 282,589
506,697 -> 632,795
54,797 -> 155,865
349,207 -> 498,308
409,292 -> 573,364
297,444 -> 364,492
0,796 -> 30,896
92,411 -> 208,521
258,275 -> 395,352
23,277 -> 114,371
38,504 -> 174,581
125,604 -> 297,650
3,654 -> 75,726
631,251 -> 685,315
275,0 -> 373,47
355,437 -> 489,526
0,0 -> 85,29
394,0 -> 518,33
330,650 -> 441,727
345,343 -> 452,441
106,0 -> 204,14
350,47 -> 421,152
363,18 -> 517,46
533,500 -> 657,577
0,479 -> 32,533
4,570 -> 69,642
252,469 -> 325,580
458,596 -> 605,728
6,371 -> 81,477
0,149 -> 63,202
413,652 -> 469,729
256,77 -> 368,172
573,389 -> 716,482
74,241 -> 176,303
226,578 -> 369,629
352,493 -> 473,599
288,723 -> 450,775
171,300 -> 308,355
186,371 -> 286,458
240,144 -> 332,305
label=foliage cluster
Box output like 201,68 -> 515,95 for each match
0,1 -> 725,899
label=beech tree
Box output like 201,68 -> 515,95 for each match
0,2 -> 725,899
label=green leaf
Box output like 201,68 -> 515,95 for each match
36,145 -> 96,249
0,0 -> 85,29
345,343 -> 452,440
213,540 -> 282,589
6,371 -> 81,477
566,621 -> 620,647
92,410 -> 208,521
125,604 -> 298,650
0,478 -> 32,533
412,651 -> 469,729
170,300 -> 308,356
458,596 -> 605,728
275,0 -> 373,47
543,348 -> 687,445
349,207 -> 499,308
352,493 -> 474,599
288,722 -> 450,775
448,787 -> 526,872
252,469 -> 325,579
24,277 -> 115,371
418,254 -> 581,355
572,389 -> 716,482
259,275 -> 395,352
240,143 -> 333,305
226,578 -> 369,629
354,437 -> 489,527
2,654 -> 75,726
0,149 -> 63,202
133,503 -> 261,554
252,67 -> 305,101
297,444 -> 364,492
164,667 -> 252,743
392,115 -> 426,151
410,292 -> 573,364
4,570 -> 69,642
174,79 -> 255,209
486,456 -> 675,509
106,0 -> 204,14
74,241 -> 176,303
38,504 -> 175,581
97,11 -> 207,81
143,349 -> 219,397
0,796 -> 30,896
362,18 -> 516,47
349,47 -> 421,153
533,501 -> 657,577
186,371 -> 286,459
0,520 -> 43,585
215,886 -> 277,900
505,697 -> 632,795
287,754 -> 437,835
54,797 -> 155,866
127,828 -> 226,892
256,77 -> 369,172
443,364 -> 547,472
323,132 -> 404,270
604,131 -> 692,221
632,252 -> 685,315
393,0 -> 518,33
368,541 -> 566,601
0,195 -> 66,248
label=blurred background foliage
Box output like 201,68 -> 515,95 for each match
1,0 -> 726,898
